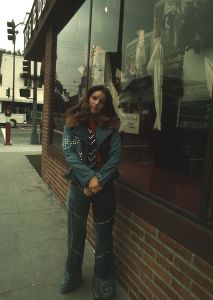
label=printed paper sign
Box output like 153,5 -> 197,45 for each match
123,113 -> 140,134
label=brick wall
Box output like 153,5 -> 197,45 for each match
112,204 -> 213,300
41,26 -> 68,207
41,27 -> 213,300
86,203 -> 213,300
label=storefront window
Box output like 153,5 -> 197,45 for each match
52,0 -> 90,145
89,0 -> 121,86
115,0 -> 213,217
51,0 -> 213,221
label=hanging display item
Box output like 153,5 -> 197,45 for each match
147,38 -> 163,131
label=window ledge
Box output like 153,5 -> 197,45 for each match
115,179 -> 213,265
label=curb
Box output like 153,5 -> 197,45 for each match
0,144 -> 42,152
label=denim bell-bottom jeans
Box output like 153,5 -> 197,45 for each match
66,180 -> 116,299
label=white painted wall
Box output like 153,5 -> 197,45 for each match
0,53 -> 44,107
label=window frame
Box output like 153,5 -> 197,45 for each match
49,0 -> 213,263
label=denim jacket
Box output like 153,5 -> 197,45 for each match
62,123 -> 121,189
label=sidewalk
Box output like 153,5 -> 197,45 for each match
0,146 -> 127,300
0,144 -> 42,152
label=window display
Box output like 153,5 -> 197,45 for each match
115,0 -> 213,216
89,0 -> 121,87
51,0 -> 213,220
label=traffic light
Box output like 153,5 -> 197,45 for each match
7,21 -> 15,43
22,60 -> 31,86
6,87 -> 10,98
19,88 -> 31,98
23,60 -> 31,77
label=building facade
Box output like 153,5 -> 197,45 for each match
24,0 -> 213,299
0,53 -> 44,119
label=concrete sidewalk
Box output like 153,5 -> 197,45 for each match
0,145 -> 42,152
0,147 -> 127,300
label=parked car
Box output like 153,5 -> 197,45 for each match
0,113 -> 26,128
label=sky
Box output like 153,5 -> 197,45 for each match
0,0 -> 34,52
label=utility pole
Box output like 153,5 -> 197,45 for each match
12,41 -> 15,112
86,0 -> 93,90
7,20 -> 16,112
30,61 -> 39,144
7,20 -> 24,113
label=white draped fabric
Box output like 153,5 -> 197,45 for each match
205,56 -> 213,98
147,38 -> 163,131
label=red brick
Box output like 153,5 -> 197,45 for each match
170,263 -> 190,288
117,265 -> 134,292
125,267 -> 143,290
128,249 -> 143,271
129,289 -> 139,300
145,233 -> 173,261
116,275 -> 129,295
116,266 -> 129,294
129,221 -> 145,241
138,281 -> 153,300
139,260 -> 153,280
132,234 -> 156,258
156,254 -> 171,271
154,275 -> 179,300
174,257 -> 213,295
191,282 -> 213,300
143,253 -> 171,284
139,292 -> 149,300
192,255 -> 213,279
129,238 -> 142,257
131,232 -> 143,248
115,218 -> 131,237
171,278 -> 197,300
116,252 -> 140,278
114,237 -> 130,257
129,278 -> 139,297
116,264 -> 129,286
141,273 -> 167,300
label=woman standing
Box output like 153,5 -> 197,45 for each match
61,85 -> 121,300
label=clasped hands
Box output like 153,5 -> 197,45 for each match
83,175 -> 102,197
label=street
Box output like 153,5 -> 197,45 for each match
0,125 -> 41,145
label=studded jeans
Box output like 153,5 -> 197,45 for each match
65,180 -> 116,299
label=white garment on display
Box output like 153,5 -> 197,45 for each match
91,45 -> 105,85
135,29 -> 146,78
108,80 -> 128,132
205,56 -> 213,98
147,38 -> 163,131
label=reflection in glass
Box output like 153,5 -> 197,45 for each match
89,0 -> 121,86
116,0 -> 213,217
50,0 -> 213,219
53,0 -> 90,135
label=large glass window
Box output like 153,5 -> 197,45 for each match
51,0 -> 213,223
89,0 -> 121,86
116,0 -> 213,219
52,0 -> 90,146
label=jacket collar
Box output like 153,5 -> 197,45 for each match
70,124 -> 112,148
96,125 -> 112,148
71,124 -> 88,143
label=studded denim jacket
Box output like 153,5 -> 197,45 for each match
62,123 -> 121,189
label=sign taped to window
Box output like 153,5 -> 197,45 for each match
122,113 -> 140,134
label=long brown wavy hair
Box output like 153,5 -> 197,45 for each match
65,85 -> 120,129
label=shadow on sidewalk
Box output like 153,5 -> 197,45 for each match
26,154 -> 41,176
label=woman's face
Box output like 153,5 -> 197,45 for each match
89,90 -> 106,114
